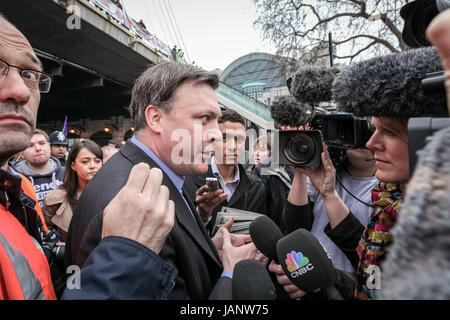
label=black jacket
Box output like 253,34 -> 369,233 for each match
183,163 -> 267,235
65,141 -> 231,300
251,159 -> 293,232
62,236 -> 178,300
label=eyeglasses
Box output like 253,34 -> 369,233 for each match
0,57 -> 52,93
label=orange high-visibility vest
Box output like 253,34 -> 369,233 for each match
17,173 -> 48,232
0,204 -> 56,300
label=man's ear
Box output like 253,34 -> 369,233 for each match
144,105 -> 164,133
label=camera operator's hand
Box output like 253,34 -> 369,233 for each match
195,184 -> 228,222
102,163 -> 175,254
302,144 -> 337,200
303,145 -> 350,229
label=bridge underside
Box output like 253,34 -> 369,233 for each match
0,0 -> 166,124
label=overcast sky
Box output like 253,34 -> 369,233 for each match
122,0 -> 277,71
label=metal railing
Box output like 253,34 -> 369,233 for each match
217,82 -> 273,123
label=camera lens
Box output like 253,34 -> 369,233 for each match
284,133 -> 316,165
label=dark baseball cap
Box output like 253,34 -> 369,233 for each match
49,131 -> 68,145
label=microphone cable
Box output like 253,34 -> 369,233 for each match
335,173 -> 375,209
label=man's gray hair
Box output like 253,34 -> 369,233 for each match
129,62 -> 219,131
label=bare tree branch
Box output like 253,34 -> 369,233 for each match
335,41 -> 379,61
334,34 -> 399,52
253,0 -> 409,64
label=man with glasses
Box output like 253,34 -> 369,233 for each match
0,13 -> 176,300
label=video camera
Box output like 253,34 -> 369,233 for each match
274,111 -> 373,168
409,71 -> 450,175
311,112 -> 373,150
272,64 -> 374,168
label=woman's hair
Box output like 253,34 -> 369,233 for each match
377,116 -> 409,142
61,139 -> 103,206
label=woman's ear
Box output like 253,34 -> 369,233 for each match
70,161 -> 76,172
144,105 -> 164,133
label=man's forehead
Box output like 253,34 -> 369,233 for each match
31,134 -> 47,142
0,17 -> 41,69
219,121 -> 245,131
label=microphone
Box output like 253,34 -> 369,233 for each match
277,228 -> 344,300
332,46 -> 448,118
287,66 -> 341,103
232,259 -> 277,300
269,95 -> 315,128
249,215 -> 283,262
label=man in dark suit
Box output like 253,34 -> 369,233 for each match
184,109 -> 267,235
65,62 -> 257,299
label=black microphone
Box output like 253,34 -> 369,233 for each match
232,259 -> 277,300
287,66 -> 340,103
249,216 -> 283,262
332,46 -> 447,118
277,228 -> 344,300
269,95 -> 315,128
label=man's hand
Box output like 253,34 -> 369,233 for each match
221,227 -> 257,272
211,218 -> 252,260
268,260 -> 307,299
195,184 -> 228,222
102,163 -> 175,254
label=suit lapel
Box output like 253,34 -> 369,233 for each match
121,141 -> 221,267
182,187 -> 221,264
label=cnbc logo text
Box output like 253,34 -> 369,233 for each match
285,251 -> 314,278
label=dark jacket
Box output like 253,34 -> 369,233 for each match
62,236 -> 177,300
65,141 -> 231,300
251,158 -> 293,232
184,163 -> 267,235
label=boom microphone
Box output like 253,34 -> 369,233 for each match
269,95 -> 315,128
287,66 -> 341,103
277,228 -> 343,300
232,259 -> 277,300
332,46 -> 448,118
249,216 -> 283,262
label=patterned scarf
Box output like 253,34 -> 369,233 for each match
355,181 -> 405,300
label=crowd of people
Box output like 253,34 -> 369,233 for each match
1,0 -> 450,301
